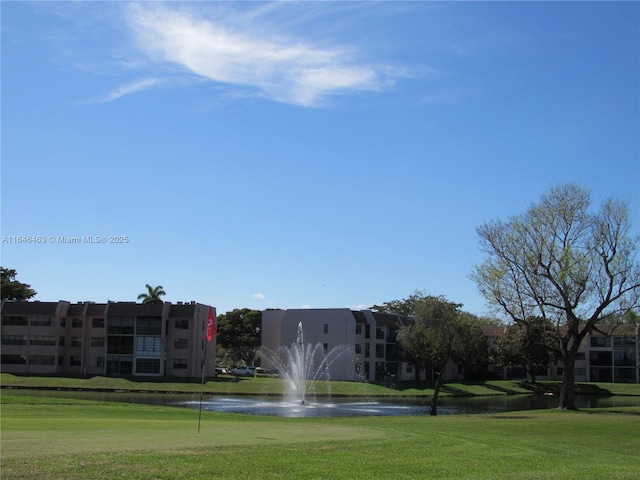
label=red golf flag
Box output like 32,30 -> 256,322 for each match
206,306 -> 217,342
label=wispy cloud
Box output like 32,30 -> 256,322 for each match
123,3 -> 408,107
95,77 -> 162,103
252,293 -> 265,300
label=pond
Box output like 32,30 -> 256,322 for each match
177,393 -> 640,418
8,388 -> 640,418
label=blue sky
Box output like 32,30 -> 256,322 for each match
2,1 -> 638,317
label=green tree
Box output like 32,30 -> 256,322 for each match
452,313 -> 489,380
370,291 -> 425,316
396,295 -> 477,415
1,267 -> 37,301
216,308 -> 262,366
493,318 -> 555,383
472,184 -> 640,409
137,284 -> 166,304
374,291 -> 489,383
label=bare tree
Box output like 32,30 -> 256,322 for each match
472,184 -> 640,409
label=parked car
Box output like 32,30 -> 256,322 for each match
230,366 -> 256,377
215,367 -> 230,375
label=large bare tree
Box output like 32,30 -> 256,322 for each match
472,184 -> 640,409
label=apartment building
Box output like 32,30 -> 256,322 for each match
262,308 -> 414,383
483,325 -> 639,384
263,309 -> 639,384
1,300 -> 216,379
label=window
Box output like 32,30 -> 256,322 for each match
590,366 -> 612,382
614,337 -> 636,348
136,337 -> 161,356
355,344 -> 362,354
614,367 -> 636,383
323,324 -> 329,334
1,354 -> 27,364
173,359 -> 188,369
71,337 -> 83,348
71,318 -> 83,328
175,319 -> 189,329
59,336 -> 65,346
323,343 -> 328,353
107,335 -> 134,354
31,336 -> 56,346
365,343 -> 370,358
70,356 -> 82,366
614,350 -> 635,367
375,344 -> 385,359
2,316 -> 28,326
174,338 -> 188,349
387,326 -> 398,342
355,324 -> 362,335
136,358 -> 160,375
590,336 -> 610,348
92,318 -> 105,328
590,351 -> 612,366
108,316 -> 134,335
136,317 -> 162,335
386,344 -> 398,361
1,335 -> 28,345
376,326 -> 385,340
95,356 -> 104,368
106,356 -> 133,375
30,355 -> 56,365
91,337 -> 105,347
575,352 -> 586,360
31,316 -> 54,327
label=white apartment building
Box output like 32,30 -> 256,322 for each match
263,309 -> 639,384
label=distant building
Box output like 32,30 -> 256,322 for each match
1,300 -> 216,378
483,325 -> 640,384
262,308 -> 416,383
263,309 -> 639,384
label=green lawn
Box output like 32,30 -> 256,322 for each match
1,390 -> 639,480
3,373 -> 639,397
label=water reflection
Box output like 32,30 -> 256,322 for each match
180,394 -> 640,418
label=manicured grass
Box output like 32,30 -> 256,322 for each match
3,373 -> 639,397
1,391 -> 639,480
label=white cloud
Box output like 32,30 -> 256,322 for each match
252,293 -> 265,300
96,77 -> 162,103
123,3 -> 406,107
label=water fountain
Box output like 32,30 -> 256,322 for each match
182,321 -> 423,417
262,321 -> 348,405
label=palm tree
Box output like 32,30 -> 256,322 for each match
137,284 -> 166,304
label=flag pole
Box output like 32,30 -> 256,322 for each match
197,344 -> 207,433
198,306 -> 216,433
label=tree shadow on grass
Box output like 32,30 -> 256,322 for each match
483,384 -> 526,395
440,385 -> 474,397
516,381 -> 612,396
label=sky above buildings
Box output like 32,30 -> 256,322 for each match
2,1 -> 639,318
